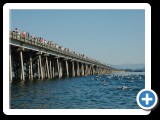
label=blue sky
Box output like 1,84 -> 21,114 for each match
10,9 -> 145,65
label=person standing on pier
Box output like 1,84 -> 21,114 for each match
14,28 -> 18,33
22,31 -> 26,37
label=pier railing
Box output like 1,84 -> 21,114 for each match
9,31 -> 107,68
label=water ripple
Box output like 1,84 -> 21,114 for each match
11,72 -> 144,109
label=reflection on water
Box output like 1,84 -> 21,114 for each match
11,72 -> 144,109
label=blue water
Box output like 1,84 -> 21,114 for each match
11,72 -> 144,109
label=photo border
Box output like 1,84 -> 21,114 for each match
3,3 -> 151,115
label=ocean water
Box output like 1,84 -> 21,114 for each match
10,72 -> 145,109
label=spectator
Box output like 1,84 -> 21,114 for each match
26,32 -> 30,38
40,37 -> 43,43
31,34 -> 35,39
47,41 -> 51,45
15,28 -> 19,33
22,31 -> 26,37
17,32 -> 20,38
44,39 -> 47,44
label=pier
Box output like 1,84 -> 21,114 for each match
9,31 -> 118,82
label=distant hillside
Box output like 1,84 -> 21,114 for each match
112,64 -> 145,72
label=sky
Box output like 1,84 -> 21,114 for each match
10,9 -> 145,66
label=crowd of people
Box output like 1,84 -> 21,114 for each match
11,28 -> 100,64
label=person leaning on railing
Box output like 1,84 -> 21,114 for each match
47,41 -> 52,45
22,31 -> 26,38
30,35 -> 35,42
39,37 -> 44,46
12,28 -> 19,39
17,31 -> 20,39
14,28 -> 19,33
43,38 -> 45,44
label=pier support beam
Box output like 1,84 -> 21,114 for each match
91,66 -> 93,75
85,64 -> 88,76
9,50 -> 12,81
91,66 -> 94,75
42,61 -> 47,79
88,65 -> 91,75
95,67 -> 98,75
52,60 -> 55,78
30,56 -> 33,80
37,59 -> 40,79
100,68 -> 102,74
98,68 -> 100,75
56,58 -> 60,78
72,61 -> 75,77
49,59 -> 52,79
65,60 -> 69,77
76,62 -> 80,76
98,68 -> 100,74
59,61 -> 62,78
29,64 -> 31,79
39,54 -> 43,79
87,65 -> 89,76
105,69 -> 107,74
93,67 -> 95,75
81,63 -> 84,76
46,56 -> 50,79
99,68 -> 102,74
20,51 -> 25,81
